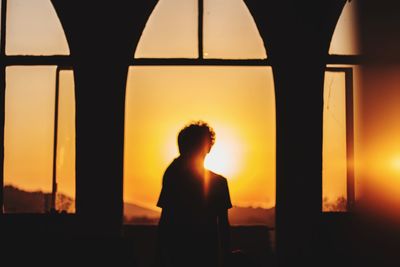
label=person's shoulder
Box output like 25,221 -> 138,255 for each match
164,157 -> 180,172
208,170 -> 229,185
208,171 -> 231,203
163,158 -> 181,181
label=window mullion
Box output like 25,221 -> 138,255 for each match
198,0 -> 204,59
0,0 -> 7,56
0,0 -> 7,213
50,67 -> 61,212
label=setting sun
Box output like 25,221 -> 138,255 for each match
1,0 -> 358,219
204,128 -> 243,179
124,66 -> 276,209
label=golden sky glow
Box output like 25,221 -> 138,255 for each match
124,66 -> 276,209
4,67 -> 76,203
204,130 -> 244,179
329,0 -> 360,55
2,0 -> 359,212
323,72 -> 347,206
4,66 -> 57,192
55,71 -> 76,201
135,0 -> 198,58
203,0 -> 266,59
6,0 -> 69,55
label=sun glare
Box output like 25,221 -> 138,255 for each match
204,129 -> 243,179
391,155 -> 400,172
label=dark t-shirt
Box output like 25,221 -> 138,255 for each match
156,157 -> 232,267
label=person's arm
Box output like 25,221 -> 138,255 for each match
218,209 -> 231,266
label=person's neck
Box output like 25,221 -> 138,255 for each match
180,154 -> 205,174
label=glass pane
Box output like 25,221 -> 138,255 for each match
124,66 -> 275,226
204,0 -> 266,59
4,66 -> 56,213
329,0 -> 360,55
6,0 -> 69,55
135,0 -> 197,58
55,70 -> 75,213
323,71 -> 347,211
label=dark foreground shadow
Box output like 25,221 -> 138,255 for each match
124,225 -> 276,267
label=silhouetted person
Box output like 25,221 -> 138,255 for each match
156,121 -> 232,267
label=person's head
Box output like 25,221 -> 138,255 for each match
178,121 -> 215,159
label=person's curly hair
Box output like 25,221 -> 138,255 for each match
178,121 -> 216,155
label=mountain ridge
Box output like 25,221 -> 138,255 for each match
3,185 -> 275,227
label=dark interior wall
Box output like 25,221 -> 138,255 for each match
51,0 -> 158,236
245,1 -> 346,266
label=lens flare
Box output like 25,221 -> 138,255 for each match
204,129 -> 243,179
391,155 -> 400,172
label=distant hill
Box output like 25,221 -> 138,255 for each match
229,206 -> 275,227
124,202 -> 160,218
4,185 -> 50,213
3,185 -> 275,227
123,203 -> 275,227
124,202 -> 160,224
3,185 -> 74,213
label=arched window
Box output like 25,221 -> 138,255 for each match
124,0 -> 275,231
329,0 -> 360,55
323,0 -> 361,212
135,0 -> 198,58
122,1 -> 276,263
1,0 -> 75,213
5,0 -> 69,55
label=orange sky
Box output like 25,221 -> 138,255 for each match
124,66 -> 276,209
2,0 -> 360,211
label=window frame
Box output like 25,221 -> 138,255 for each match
324,67 -> 355,212
0,0 -> 361,214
